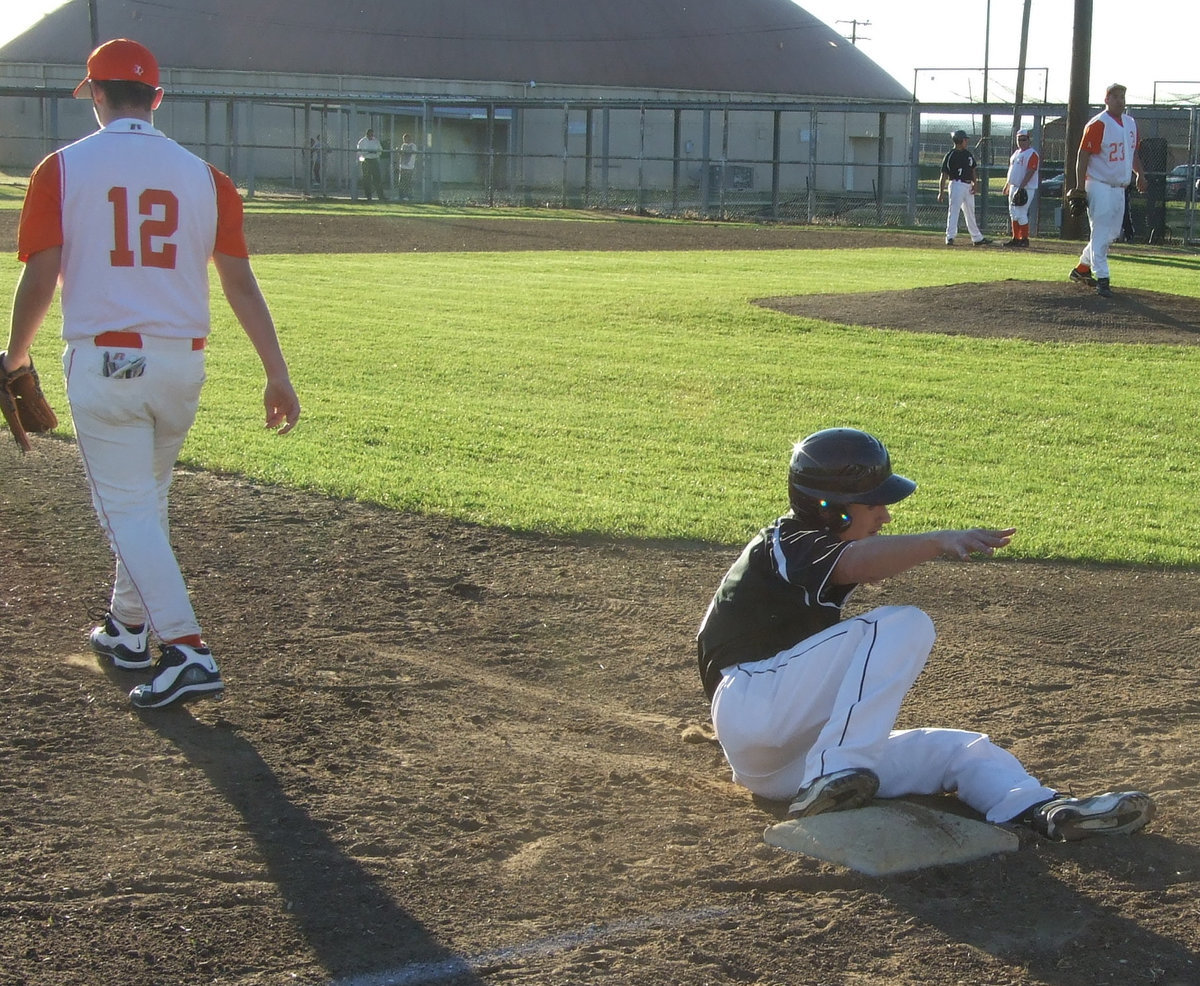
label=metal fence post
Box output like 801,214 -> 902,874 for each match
637,105 -> 646,212
771,110 -> 782,220
600,108 -> 610,209
672,108 -> 682,213
561,103 -> 570,208
907,103 -> 920,225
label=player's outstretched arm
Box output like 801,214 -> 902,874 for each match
834,527 -> 1016,585
213,252 -> 301,434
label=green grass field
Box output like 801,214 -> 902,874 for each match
9,228 -> 1200,566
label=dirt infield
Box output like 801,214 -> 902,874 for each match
2,215 -> 1199,986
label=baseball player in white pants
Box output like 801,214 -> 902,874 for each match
4,38 -> 301,709
66,336 -> 206,644
1003,129 -> 1039,247
697,428 -> 1155,841
938,130 -> 990,246
1070,83 -> 1146,297
711,606 -> 1051,823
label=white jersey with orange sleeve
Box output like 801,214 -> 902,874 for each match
1080,110 -> 1138,187
17,117 -> 249,342
1006,145 -> 1039,189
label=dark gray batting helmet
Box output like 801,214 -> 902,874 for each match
788,428 -> 916,513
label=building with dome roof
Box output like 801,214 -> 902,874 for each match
0,0 -> 922,215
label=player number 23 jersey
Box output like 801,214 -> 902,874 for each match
1081,111 -> 1138,187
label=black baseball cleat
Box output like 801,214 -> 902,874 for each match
973,237 -> 993,246
787,768 -> 879,819
1069,267 -> 1098,287
1023,791 -> 1155,841
129,643 -> 224,709
1004,237 -> 1022,247
945,239 -> 955,246
90,612 -> 150,670
1096,277 -> 1113,297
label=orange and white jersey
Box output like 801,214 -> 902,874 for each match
17,118 -> 248,341
1080,110 -> 1138,188
1006,146 -> 1040,189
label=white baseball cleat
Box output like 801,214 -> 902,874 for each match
90,612 -> 150,670
129,643 -> 224,709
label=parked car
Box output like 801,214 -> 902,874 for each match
1040,172 -> 1065,195
1165,164 -> 1199,200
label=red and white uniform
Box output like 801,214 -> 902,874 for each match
18,118 -> 248,642
1077,110 -> 1138,278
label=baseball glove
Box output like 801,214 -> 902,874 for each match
1011,187 -> 1028,206
1067,188 -> 1088,219
0,353 -> 58,452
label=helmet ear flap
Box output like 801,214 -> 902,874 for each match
819,500 -> 852,534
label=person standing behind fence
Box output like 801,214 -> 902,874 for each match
938,130 -> 991,247
309,135 -> 322,187
397,133 -> 418,202
356,127 -> 384,202
1003,129 -> 1039,248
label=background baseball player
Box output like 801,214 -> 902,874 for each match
3,38 -> 301,709
937,130 -> 991,247
696,427 -> 1155,841
1003,128 -> 1039,247
1068,83 -> 1146,297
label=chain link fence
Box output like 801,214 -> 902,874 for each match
2,87 -> 1197,245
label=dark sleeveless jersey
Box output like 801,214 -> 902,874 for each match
696,516 -> 855,698
941,147 -> 977,182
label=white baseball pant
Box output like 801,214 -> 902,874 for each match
710,605 -> 1055,823
64,336 -> 206,642
1008,189 -> 1034,226
946,181 -> 984,242
1078,180 -> 1126,278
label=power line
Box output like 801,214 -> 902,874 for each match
835,19 -> 873,44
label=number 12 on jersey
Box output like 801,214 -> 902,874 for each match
108,186 -> 179,269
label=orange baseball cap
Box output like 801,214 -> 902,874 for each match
73,38 -> 160,98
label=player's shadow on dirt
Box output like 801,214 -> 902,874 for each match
879,832 -> 1200,983
138,706 -> 484,985
748,792 -> 1199,981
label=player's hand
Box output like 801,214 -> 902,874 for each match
0,350 -> 31,373
937,527 -> 1016,560
263,378 -> 301,435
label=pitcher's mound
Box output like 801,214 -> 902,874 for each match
757,280 -> 1200,345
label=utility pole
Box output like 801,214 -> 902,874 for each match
1011,0 -> 1033,138
836,19 -> 871,45
1062,0 -> 1093,239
